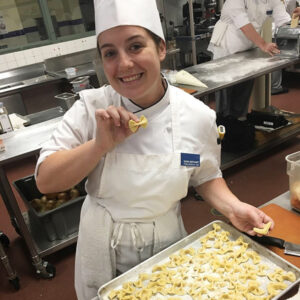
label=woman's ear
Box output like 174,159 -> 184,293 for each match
158,40 -> 167,62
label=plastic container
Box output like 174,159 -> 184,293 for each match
54,92 -> 77,110
0,102 -> 13,133
70,76 -> 90,93
65,67 -> 77,78
13,175 -> 87,241
286,151 -> 300,212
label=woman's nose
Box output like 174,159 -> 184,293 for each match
118,52 -> 133,70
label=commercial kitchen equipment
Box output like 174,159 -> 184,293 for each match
183,0 -> 218,33
275,25 -> 300,58
175,0 -> 218,67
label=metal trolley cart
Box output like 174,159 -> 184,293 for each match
0,231 -> 20,290
0,117 -> 64,278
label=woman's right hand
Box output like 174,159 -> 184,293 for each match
94,106 -> 140,154
260,42 -> 280,56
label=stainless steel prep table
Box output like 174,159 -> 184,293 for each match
176,47 -> 300,99
0,117 -> 71,278
175,48 -> 300,170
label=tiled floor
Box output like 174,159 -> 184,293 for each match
0,71 -> 299,299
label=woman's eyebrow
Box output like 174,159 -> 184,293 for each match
126,34 -> 145,42
99,35 -> 145,50
100,43 -> 114,50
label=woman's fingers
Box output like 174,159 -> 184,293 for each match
95,109 -> 111,120
104,106 -> 140,128
264,43 -> 280,56
106,105 -> 122,127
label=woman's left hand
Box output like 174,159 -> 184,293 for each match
228,201 -> 274,236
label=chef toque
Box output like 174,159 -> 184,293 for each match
94,0 -> 165,41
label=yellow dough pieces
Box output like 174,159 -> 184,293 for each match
291,13 -> 299,28
106,224 -> 297,300
128,115 -> 148,133
253,221 -> 272,235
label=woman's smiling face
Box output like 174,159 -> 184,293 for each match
98,25 -> 166,107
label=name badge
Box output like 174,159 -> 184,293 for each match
181,153 -> 200,167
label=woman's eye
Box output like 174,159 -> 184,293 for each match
130,43 -> 143,51
103,50 -> 116,58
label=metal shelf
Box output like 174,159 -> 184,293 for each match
22,211 -> 78,257
221,120 -> 300,170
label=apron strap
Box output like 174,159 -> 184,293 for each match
111,223 -> 124,249
130,223 -> 145,253
152,221 -> 161,255
110,222 -> 146,253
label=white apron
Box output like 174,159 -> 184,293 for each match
210,0 -> 269,58
75,92 -> 189,300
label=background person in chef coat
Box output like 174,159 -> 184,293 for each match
35,0 -> 274,299
208,0 -> 291,118
271,0 -> 297,95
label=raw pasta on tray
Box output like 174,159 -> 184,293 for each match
99,222 -> 300,300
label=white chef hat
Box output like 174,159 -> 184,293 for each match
94,0 -> 165,41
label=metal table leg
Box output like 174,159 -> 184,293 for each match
252,72 -> 272,111
0,167 -> 55,278
264,73 -> 271,108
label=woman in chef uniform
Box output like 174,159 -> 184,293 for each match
35,0 -> 274,299
208,0 -> 291,118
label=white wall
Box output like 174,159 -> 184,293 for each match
0,35 -> 97,72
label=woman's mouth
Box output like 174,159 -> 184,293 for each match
120,73 -> 142,83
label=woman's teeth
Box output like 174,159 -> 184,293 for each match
122,74 -> 141,82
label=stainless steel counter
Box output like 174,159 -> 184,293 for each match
0,63 -> 63,97
176,48 -> 300,97
0,49 -> 98,99
0,117 -> 61,164
44,48 -> 97,80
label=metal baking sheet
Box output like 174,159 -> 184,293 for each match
98,220 -> 300,299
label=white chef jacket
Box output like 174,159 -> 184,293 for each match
283,0 -> 297,16
209,0 -> 291,58
36,83 -> 222,215
35,82 -> 222,299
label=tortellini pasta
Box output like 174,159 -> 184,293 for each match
107,224 -> 297,300
253,221 -> 272,235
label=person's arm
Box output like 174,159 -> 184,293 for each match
240,23 -> 280,56
195,177 -> 274,235
36,139 -> 105,193
36,106 -> 139,194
